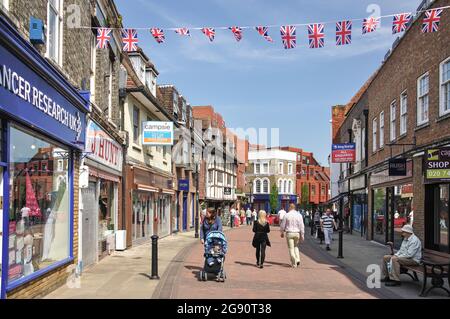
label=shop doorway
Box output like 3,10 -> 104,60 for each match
425,184 -> 449,254
81,182 -> 98,269
182,193 -> 188,231
0,166 -> 4,298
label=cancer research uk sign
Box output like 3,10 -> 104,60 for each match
0,44 -> 86,149
331,143 -> 356,163
426,148 -> 450,181
142,121 -> 174,146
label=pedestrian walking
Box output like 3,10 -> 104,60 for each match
312,210 -> 321,237
200,208 -> 223,244
240,209 -> 246,225
252,210 -> 271,269
280,203 -> 305,268
230,206 -> 237,228
320,208 -> 337,251
246,207 -> 252,225
277,207 -> 287,225
252,209 -> 257,222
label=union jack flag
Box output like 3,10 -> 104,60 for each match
201,28 -> 215,42
336,21 -> 352,46
308,23 -> 325,49
122,29 -> 138,52
280,25 -> 296,49
229,26 -> 243,42
96,28 -> 111,49
422,9 -> 443,33
175,28 -> 190,36
255,26 -> 273,42
150,28 -> 165,43
392,13 -> 412,34
362,17 -> 380,34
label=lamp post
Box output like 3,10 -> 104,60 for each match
194,162 -> 200,239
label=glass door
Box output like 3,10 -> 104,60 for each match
434,184 -> 449,252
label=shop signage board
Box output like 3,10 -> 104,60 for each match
224,187 -> 232,195
178,179 -> 189,191
0,45 -> 87,149
142,121 -> 174,146
426,148 -> 450,181
389,158 -> 407,176
86,120 -> 123,172
331,143 -> 356,163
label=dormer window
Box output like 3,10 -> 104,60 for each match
173,92 -> 178,115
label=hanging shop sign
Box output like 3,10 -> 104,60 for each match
86,120 -> 123,172
425,148 -> 450,181
331,143 -> 356,163
142,121 -> 174,146
224,187 -> 232,195
0,46 -> 87,148
178,179 -> 189,191
389,158 -> 407,176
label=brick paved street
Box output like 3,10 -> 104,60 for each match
153,225 -> 393,299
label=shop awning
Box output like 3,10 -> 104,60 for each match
161,188 -> 175,195
89,167 -> 121,183
136,184 -> 159,192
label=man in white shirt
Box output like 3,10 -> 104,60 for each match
280,204 -> 305,268
381,225 -> 422,287
246,208 -> 252,225
277,207 -> 287,225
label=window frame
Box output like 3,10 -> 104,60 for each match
372,118 -> 378,152
133,106 -> 140,144
279,162 -> 284,174
46,0 -> 64,65
417,72 -> 430,126
400,90 -> 408,135
439,57 -> 450,117
379,112 -> 384,149
390,100 -> 397,142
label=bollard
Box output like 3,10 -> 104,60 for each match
150,235 -> 160,280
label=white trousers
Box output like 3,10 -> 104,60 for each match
323,228 -> 333,245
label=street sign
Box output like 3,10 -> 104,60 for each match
331,143 -> 356,163
425,148 -> 450,181
224,187 -> 232,195
389,158 -> 407,176
142,121 -> 174,145
178,179 -> 189,191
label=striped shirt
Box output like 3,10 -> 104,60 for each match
321,214 -> 335,229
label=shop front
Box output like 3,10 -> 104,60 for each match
126,166 -> 173,246
349,175 -> 367,236
79,120 -> 122,270
370,161 -> 413,249
0,15 -> 88,298
252,194 -> 297,213
424,148 -> 450,255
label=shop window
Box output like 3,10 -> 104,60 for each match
433,184 -> 449,251
440,57 -> 450,116
392,184 -> 413,249
8,126 -> 70,284
373,188 -> 387,244
417,73 -> 429,126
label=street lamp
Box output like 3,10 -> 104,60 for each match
193,145 -> 201,239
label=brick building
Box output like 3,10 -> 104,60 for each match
332,0 -> 450,257
280,147 -> 330,209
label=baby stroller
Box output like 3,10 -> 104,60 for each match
199,231 -> 228,282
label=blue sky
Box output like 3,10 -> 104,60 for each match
116,0 -> 420,165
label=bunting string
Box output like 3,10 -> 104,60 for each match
91,5 -> 450,51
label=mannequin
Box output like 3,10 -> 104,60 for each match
23,231 -> 34,276
42,208 -> 56,261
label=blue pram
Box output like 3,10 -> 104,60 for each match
199,231 -> 228,282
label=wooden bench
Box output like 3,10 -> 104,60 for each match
388,244 -> 450,297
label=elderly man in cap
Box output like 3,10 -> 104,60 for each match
381,224 -> 422,287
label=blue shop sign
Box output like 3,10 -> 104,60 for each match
178,179 -> 189,191
0,43 -> 86,149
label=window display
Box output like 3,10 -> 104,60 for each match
7,126 -> 70,283
435,184 -> 449,250
373,188 -> 387,244
132,191 -> 153,242
392,184 -> 413,249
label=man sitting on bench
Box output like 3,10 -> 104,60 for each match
381,225 -> 422,287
